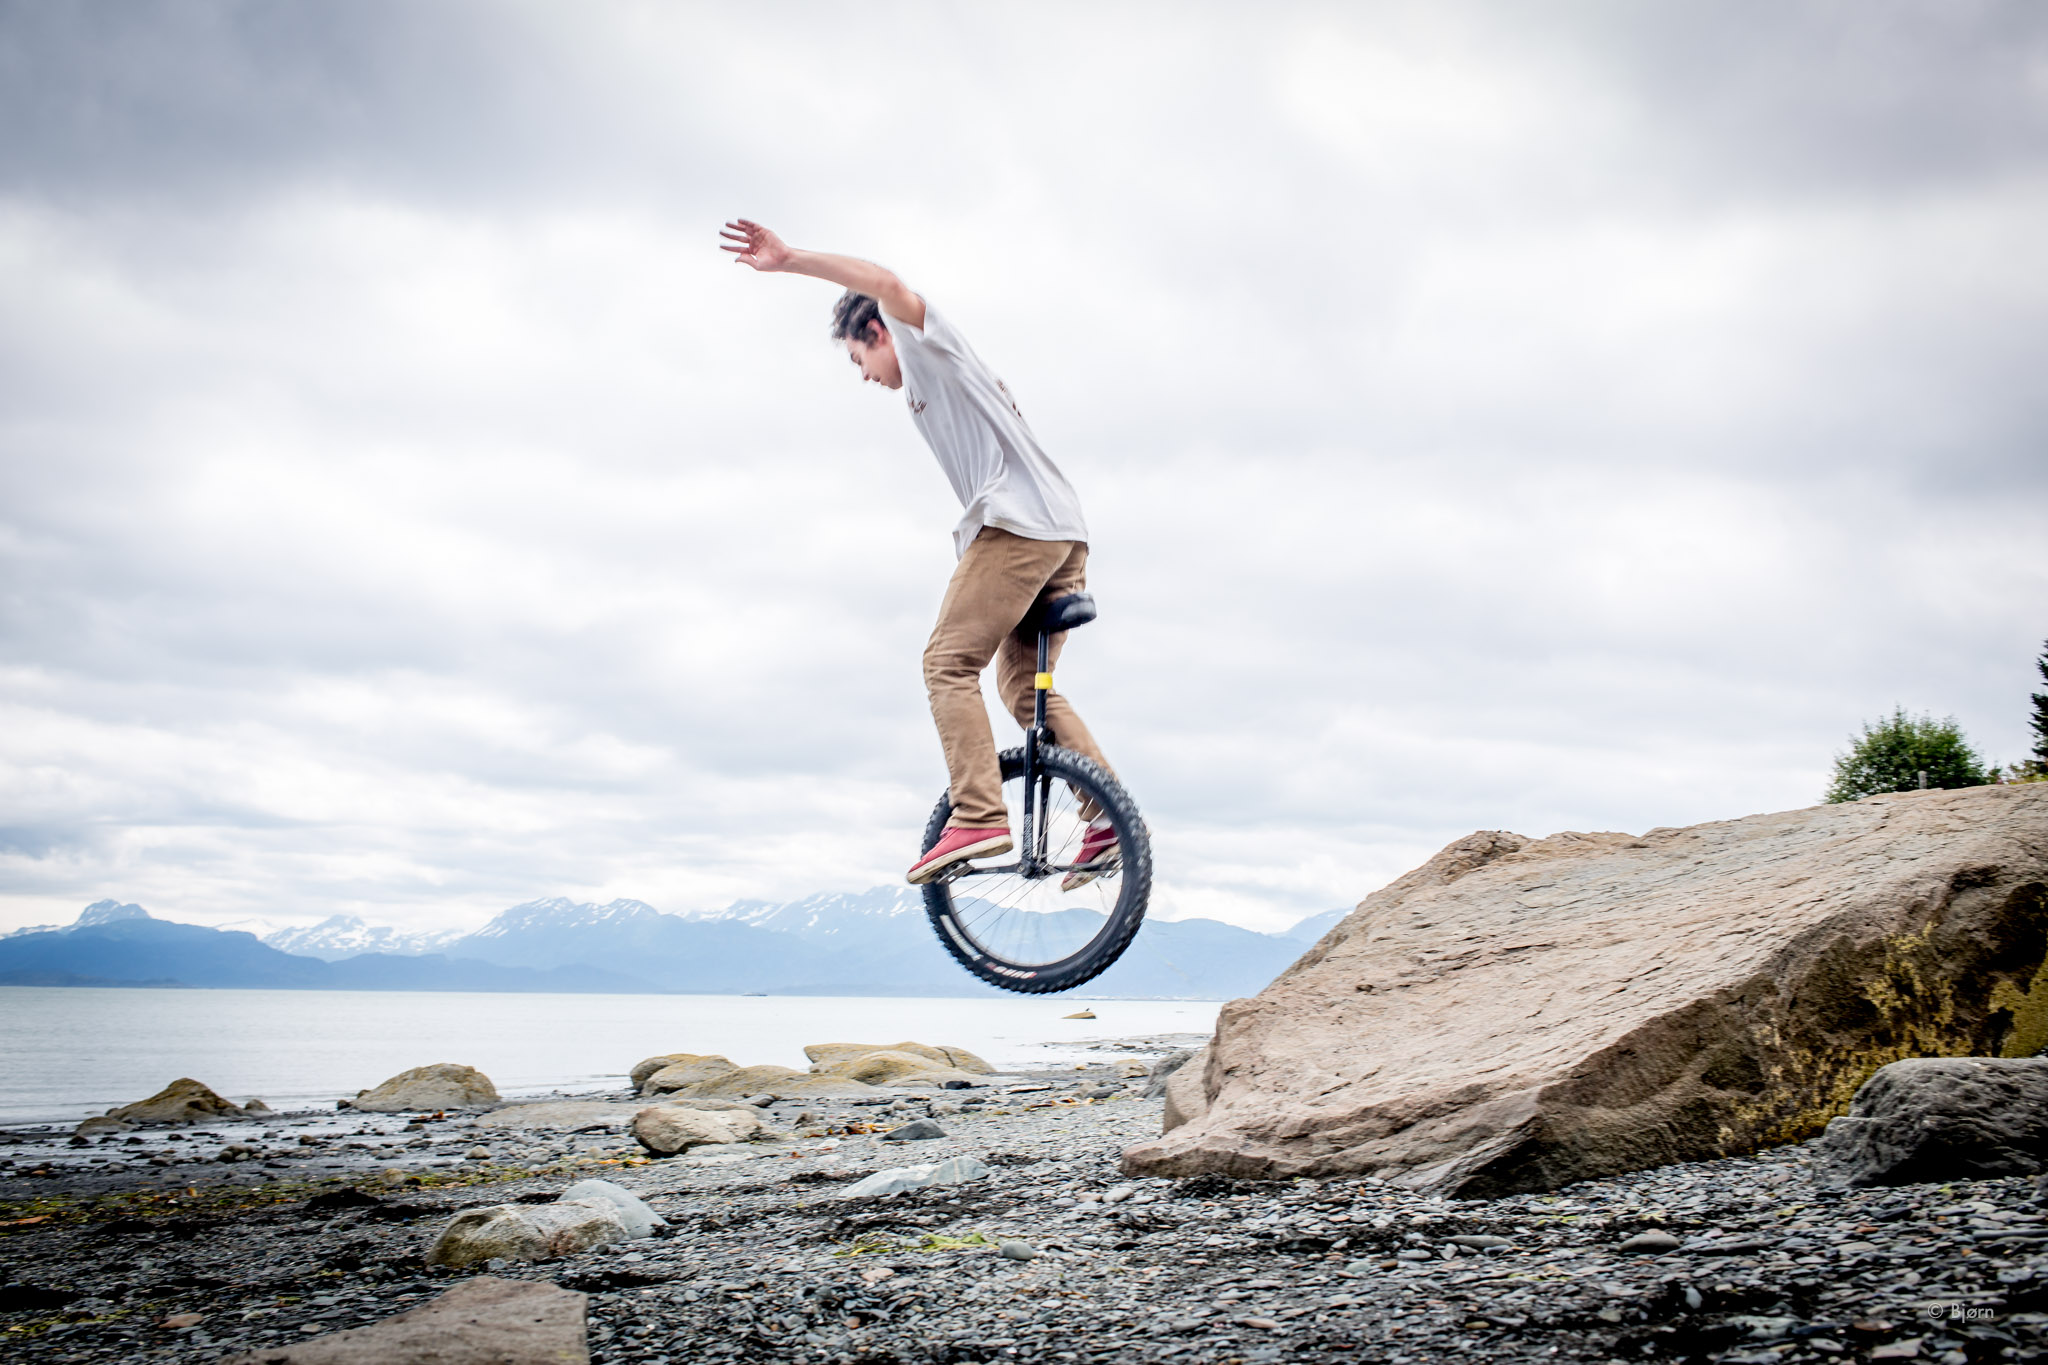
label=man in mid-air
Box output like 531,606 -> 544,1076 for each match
721,218 -> 1118,887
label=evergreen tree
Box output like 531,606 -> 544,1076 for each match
1823,708 -> 1991,804
2032,639 -> 2048,771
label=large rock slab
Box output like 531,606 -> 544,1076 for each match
815,1049 -> 984,1087
220,1274 -> 586,1364
103,1078 -> 246,1125
476,1101 -> 643,1132
1122,785 -> 2048,1198
426,1200 -> 629,1268
1811,1056 -> 2048,1187
806,1041 -> 994,1074
668,1063 -> 880,1100
350,1063 -> 500,1113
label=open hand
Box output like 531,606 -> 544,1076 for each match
720,219 -> 791,271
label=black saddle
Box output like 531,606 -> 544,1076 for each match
1028,592 -> 1097,636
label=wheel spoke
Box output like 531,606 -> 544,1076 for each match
924,748 -> 1149,987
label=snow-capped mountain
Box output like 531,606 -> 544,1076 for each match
442,895 -> 837,990
697,886 -> 926,937
464,897 -> 666,941
261,915 -> 466,962
3,899 -> 151,939
77,899 -> 151,928
0,901 -> 652,992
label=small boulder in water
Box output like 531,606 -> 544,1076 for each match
73,1115 -> 133,1137
106,1078 -> 247,1126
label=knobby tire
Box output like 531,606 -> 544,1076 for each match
919,745 -> 1151,994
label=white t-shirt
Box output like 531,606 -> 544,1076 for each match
882,301 -> 1089,559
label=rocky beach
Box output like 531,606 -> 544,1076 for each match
4,1035 -> 2046,1365
6,786 -> 2045,1364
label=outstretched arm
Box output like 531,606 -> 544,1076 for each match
720,219 -> 926,329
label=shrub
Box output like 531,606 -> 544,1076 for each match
1823,708 -> 1991,804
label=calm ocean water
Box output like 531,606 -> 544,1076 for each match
0,987 -> 1222,1125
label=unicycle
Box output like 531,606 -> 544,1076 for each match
920,592 -> 1152,993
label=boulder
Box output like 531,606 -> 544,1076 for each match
631,1103 -> 782,1156
1811,1056 -> 2048,1187
635,1053 -> 737,1095
219,1276 -> 586,1364
818,1050 -> 985,1087
805,1042 -> 995,1075
1121,785 -> 2048,1198
350,1063 -> 500,1113
1141,1050 -> 1194,1100
629,1052 -> 731,1090
426,1200 -> 629,1268
839,1154 -> 989,1199
557,1179 -> 665,1238
668,1063 -> 879,1100
106,1078 -> 246,1125
880,1118 -> 948,1142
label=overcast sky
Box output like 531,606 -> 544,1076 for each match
3,1 -> 2044,937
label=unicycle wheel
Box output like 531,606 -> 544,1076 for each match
920,745 -> 1151,994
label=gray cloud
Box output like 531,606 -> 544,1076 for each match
3,1 -> 2044,935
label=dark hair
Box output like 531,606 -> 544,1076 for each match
829,289 -> 883,344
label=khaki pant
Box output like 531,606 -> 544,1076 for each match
924,527 -> 1115,828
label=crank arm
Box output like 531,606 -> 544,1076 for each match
936,860 -> 1026,882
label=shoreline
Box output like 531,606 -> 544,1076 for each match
5,1051 -> 2045,1363
0,1032 -> 1211,1131
0,979 -> 1223,1125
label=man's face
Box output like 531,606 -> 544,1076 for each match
845,325 -> 903,390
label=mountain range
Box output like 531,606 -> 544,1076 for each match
0,892 -> 1352,999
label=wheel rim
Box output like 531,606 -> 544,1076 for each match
938,766 -> 1129,971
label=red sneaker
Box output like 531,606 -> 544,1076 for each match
907,826 -> 1014,885
1060,819 -> 1120,892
